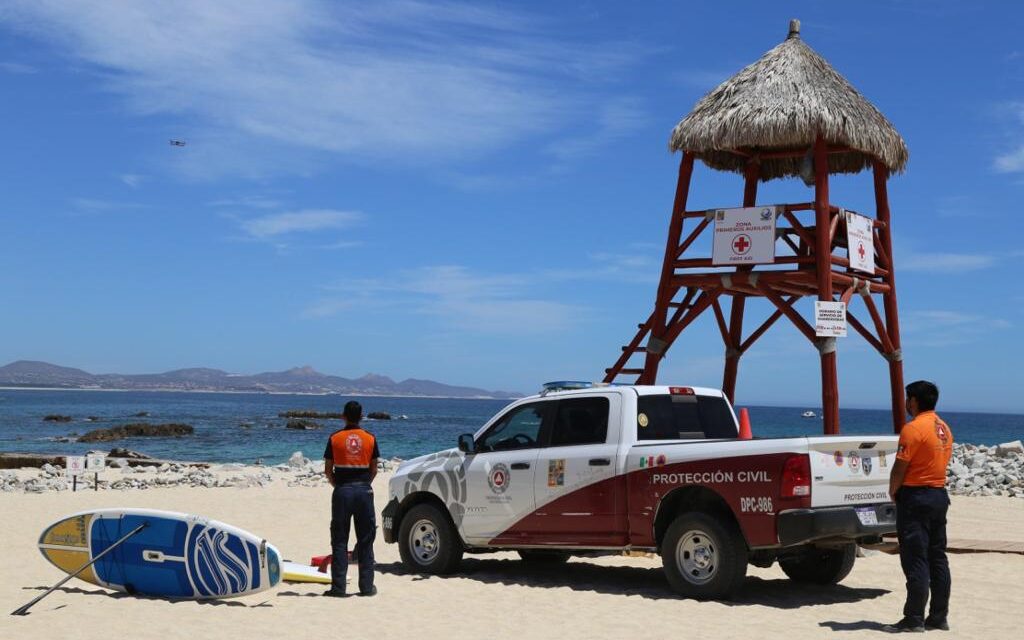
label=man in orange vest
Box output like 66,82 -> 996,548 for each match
884,380 -> 953,633
323,400 -> 380,597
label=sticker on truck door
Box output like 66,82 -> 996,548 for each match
547,459 -> 565,487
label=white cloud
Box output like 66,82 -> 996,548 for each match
309,265 -> 581,333
1,1 -> 641,177
240,209 -> 361,239
995,146 -> 1024,173
543,245 -> 660,284
119,173 -> 144,188
69,197 -> 147,213
902,309 -> 1011,347
899,251 -> 996,272
994,102 -> 1024,173
545,97 -> 648,163
208,195 -> 284,209
0,61 -> 36,73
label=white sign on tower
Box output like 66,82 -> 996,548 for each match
712,206 -> 778,266
845,210 -> 875,274
815,301 -> 848,337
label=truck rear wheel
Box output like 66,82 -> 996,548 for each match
779,543 -> 856,584
517,550 -> 571,564
398,503 -> 463,575
661,512 -> 747,600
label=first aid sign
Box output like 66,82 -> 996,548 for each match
712,206 -> 778,266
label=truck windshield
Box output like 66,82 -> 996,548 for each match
636,394 -> 736,440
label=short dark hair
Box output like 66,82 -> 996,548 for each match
343,400 -> 362,422
906,380 -> 939,411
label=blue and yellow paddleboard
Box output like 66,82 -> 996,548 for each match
37,508 -> 281,599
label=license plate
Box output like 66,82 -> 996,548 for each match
856,507 -> 878,526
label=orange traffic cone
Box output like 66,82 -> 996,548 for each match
738,408 -> 753,440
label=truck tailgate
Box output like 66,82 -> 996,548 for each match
806,436 -> 899,508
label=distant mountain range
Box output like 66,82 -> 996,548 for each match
0,361 -> 522,399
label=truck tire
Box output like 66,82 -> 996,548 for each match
517,550 -> 571,564
398,503 -> 463,575
779,543 -> 856,584
661,512 -> 748,600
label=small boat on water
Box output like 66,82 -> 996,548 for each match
801,410 -> 817,418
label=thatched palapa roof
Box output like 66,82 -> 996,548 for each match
670,20 -> 908,181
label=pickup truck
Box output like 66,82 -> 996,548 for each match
383,383 -> 898,599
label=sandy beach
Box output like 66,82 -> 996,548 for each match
0,466 -> 1020,639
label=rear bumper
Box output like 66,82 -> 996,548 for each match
382,498 -> 399,544
776,503 -> 897,547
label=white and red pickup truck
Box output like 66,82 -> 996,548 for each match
382,383 -> 898,599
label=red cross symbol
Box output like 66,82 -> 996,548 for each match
732,234 -> 751,255
858,242 -> 865,260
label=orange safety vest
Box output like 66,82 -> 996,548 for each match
329,428 -> 376,470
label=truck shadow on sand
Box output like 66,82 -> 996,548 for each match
376,560 -> 890,607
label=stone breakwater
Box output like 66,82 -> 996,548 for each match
947,441 -> 1024,498
0,451 -> 401,493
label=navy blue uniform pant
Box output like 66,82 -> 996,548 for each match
330,482 -> 376,593
896,486 -> 951,625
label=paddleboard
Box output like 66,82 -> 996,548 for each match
38,508 -> 281,599
281,561 -> 335,584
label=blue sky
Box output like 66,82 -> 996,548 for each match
1,1 -> 1022,412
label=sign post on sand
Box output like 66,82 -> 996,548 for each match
86,453 -> 106,492
65,455 -> 85,492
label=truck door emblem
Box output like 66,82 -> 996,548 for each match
488,464 -> 510,494
833,451 -> 843,466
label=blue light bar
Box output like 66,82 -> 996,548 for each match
541,381 -> 594,392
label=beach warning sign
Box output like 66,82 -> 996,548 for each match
845,210 -> 875,274
815,301 -> 847,337
65,455 -> 86,479
712,206 -> 778,266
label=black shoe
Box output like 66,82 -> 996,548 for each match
357,586 -> 378,597
882,618 -> 925,633
322,588 -> 347,598
924,618 -> 950,631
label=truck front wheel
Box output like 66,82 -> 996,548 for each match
661,512 -> 748,600
779,543 -> 856,584
398,503 -> 464,575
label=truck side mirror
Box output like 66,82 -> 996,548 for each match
458,434 -> 476,454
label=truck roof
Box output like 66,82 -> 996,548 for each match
533,384 -> 726,400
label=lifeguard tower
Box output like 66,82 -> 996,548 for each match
604,20 -> 909,434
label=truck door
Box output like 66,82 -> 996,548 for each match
460,401 -> 550,546
527,394 -> 626,547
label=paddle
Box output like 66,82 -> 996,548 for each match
11,522 -> 148,616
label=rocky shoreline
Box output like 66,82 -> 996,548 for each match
0,451 -> 401,493
947,441 -> 1024,498
2,442 -> 1022,497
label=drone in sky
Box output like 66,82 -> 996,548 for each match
169,139 -> 186,147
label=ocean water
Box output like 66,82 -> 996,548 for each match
0,389 -> 1021,465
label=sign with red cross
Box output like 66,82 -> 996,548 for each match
712,206 -> 778,266
845,210 -> 875,274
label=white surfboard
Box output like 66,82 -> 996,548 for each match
281,561 -> 336,584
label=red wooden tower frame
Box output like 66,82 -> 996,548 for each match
604,139 -> 906,435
